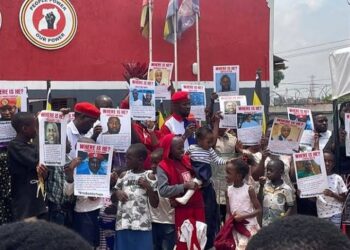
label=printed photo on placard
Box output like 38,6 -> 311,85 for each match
147,62 -> 174,100
130,79 -> 156,121
99,108 -> 131,153
268,117 -> 305,155
293,151 -> 328,198
74,143 -> 113,198
237,106 -> 263,145
213,65 -> 239,97
38,111 -> 67,167
0,88 -> 28,143
181,84 -> 206,121
288,107 -> 314,150
219,95 -> 247,129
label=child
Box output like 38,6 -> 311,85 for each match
7,112 -> 47,221
316,151 -> 347,228
114,143 -> 159,250
184,126 -> 229,249
259,159 -> 294,227
225,158 -> 261,250
150,148 -> 176,250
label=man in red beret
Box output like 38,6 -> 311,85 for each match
160,91 -> 196,149
67,102 -> 100,158
76,152 -> 107,175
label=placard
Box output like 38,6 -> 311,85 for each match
287,107 -> 314,150
293,151 -> 328,198
219,95 -> 247,128
268,117 -> 305,155
213,65 -> 239,97
181,84 -> 206,121
74,143 -> 113,198
38,111 -> 67,166
345,113 -> 350,156
147,62 -> 174,100
237,106 -> 263,145
99,108 -> 131,153
0,88 -> 28,142
130,79 -> 156,121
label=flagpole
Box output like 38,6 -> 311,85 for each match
195,13 -> 200,84
174,8 -> 178,90
148,0 -> 153,63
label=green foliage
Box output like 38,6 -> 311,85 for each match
274,70 -> 284,88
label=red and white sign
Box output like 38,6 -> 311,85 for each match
19,0 -> 77,50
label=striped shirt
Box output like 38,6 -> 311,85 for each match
187,144 -> 227,165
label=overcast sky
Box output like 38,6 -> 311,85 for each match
273,0 -> 350,100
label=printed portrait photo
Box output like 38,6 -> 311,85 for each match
76,151 -> 108,175
215,72 -> 237,93
44,121 -> 61,145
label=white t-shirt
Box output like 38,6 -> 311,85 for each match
116,170 -> 156,231
316,174 -> 348,218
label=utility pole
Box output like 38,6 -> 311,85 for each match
309,75 -> 315,100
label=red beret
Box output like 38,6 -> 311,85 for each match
171,91 -> 189,103
88,152 -> 104,160
74,102 -> 100,119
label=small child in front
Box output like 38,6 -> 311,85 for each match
114,143 -> 159,250
259,159 -> 294,227
316,151 -> 347,228
226,158 -> 261,250
7,112 -> 47,221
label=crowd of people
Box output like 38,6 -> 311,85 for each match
1,89 -> 350,250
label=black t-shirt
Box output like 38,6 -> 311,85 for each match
7,138 -> 47,220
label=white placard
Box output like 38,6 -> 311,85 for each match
345,113 -> 350,156
237,106 -> 264,145
74,143 -> 113,198
147,62 -> 174,100
268,117 -> 305,155
181,84 -> 206,121
0,88 -> 28,142
99,108 -> 131,153
219,95 -> 247,129
293,151 -> 328,198
213,65 -> 239,97
130,79 -> 156,121
287,107 -> 314,150
38,111 -> 67,166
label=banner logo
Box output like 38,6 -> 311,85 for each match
19,0 -> 77,50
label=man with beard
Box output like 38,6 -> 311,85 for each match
160,91 -> 196,150
67,102 -> 100,159
103,117 -> 121,135
313,114 -> 332,151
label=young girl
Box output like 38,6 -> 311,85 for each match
316,151 -> 347,228
184,126 -> 229,249
226,158 -> 262,250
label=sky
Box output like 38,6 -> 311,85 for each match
273,0 -> 350,101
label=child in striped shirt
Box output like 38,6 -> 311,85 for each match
177,126 -> 229,249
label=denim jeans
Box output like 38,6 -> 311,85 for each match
323,213 -> 342,228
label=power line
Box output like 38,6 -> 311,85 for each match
282,44 -> 350,58
276,39 -> 350,54
278,78 -> 331,85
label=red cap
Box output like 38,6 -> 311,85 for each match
171,91 -> 189,103
74,102 -> 100,119
88,152 -> 104,160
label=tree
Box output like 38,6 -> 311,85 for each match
274,70 -> 284,88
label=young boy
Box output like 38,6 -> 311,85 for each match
7,112 -> 47,221
149,148 -> 176,250
316,151 -> 347,228
114,143 -> 159,250
259,159 -> 294,227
